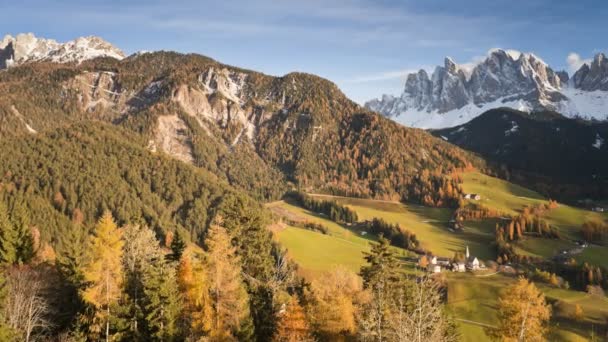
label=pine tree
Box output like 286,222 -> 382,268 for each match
0,201 -> 18,264
167,231 -> 186,262
360,236 -> 402,290
122,224 -> 182,341
80,211 -> 124,341
0,268 -> 13,340
121,224 -> 158,340
9,199 -> 35,264
204,224 -> 250,340
141,254 -> 182,341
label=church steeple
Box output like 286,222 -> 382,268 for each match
466,246 -> 470,259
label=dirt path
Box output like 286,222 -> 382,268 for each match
456,318 -> 496,329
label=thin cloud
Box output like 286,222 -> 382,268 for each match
567,52 -> 591,73
345,68 -> 427,84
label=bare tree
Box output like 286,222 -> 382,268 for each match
3,266 -> 51,342
268,250 -> 296,296
389,275 -> 456,342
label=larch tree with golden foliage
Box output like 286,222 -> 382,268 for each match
178,251 -> 213,339
80,211 -> 124,341
307,266 -> 365,339
204,224 -> 250,341
274,296 -> 314,342
491,277 -> 551,342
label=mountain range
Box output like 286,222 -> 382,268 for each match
366,49 -> 608,129
0,33 -> 482,209
0,33 -> 125,68
0,33 -> 605,202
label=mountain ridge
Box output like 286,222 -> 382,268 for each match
366,49 -> 608,129
0,32 -> 125,69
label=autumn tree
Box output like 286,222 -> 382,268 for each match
204,224 -> 251,340
306,266 -> 365,339
490,277 -> 551,341
80,211 -> 124,341
178,252 -> 212,339
572,304 -> 584,321
274,297 -> 314,342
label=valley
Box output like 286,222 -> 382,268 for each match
270,171 -> 608,341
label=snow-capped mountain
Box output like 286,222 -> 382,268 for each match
365,49 -> 608,129
0,33 -> 125,69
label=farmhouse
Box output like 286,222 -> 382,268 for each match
464,193 -> 481,200
427,264 -> 442,273
452,262 -> 466,272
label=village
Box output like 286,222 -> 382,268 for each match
419,246 -> 485,274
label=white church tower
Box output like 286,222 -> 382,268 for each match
466,245 -> 470,259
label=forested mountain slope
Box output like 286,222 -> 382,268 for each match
433,108 -> 608,199
0,52 -> 485,205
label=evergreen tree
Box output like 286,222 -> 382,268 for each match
167,231 -> 186,262
0,268 -> 13,340
9,199 -> 35,264
360,236 -> 402,291
122,224 -> 182,341
141,254 -> 182,341
121,224 -> 158,340
80,211 -> 124,341
0,201 -> 18,265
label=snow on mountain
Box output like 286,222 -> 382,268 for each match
0,33 -> 124,69
593,133 -> 604,149
366,49 -> 608,129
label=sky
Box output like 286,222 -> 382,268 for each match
2,0 -> 608,104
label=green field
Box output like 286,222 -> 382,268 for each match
310,194 -> 496,260
276,226 -> 370,275
269,200 -> 414,277
461,172 -> 607,240
269,172 -> 608,341
576,245 -> 608,268
448,272 -> 606,341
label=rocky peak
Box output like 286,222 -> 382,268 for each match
365,48 -> 584,129
572,52 -> 608,91
0,33 -> 124,69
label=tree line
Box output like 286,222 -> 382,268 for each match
364,217 -> 420,252
287,192 -> 358,224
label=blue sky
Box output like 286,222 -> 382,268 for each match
2,0 -> 607,103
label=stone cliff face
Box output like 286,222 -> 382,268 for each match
0,33 -> 124,69
572,53 -> 608,91
366,50 -> 608,129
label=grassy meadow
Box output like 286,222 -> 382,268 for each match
268,171 -> 608,341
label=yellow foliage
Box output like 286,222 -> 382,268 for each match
492,277 -> 551,342
80,211 -> 124,337
178,251 -> 213,337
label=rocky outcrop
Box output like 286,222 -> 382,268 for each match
366,50 -> 608,128
0,33 -> 124,69
572,53 -> 608,91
